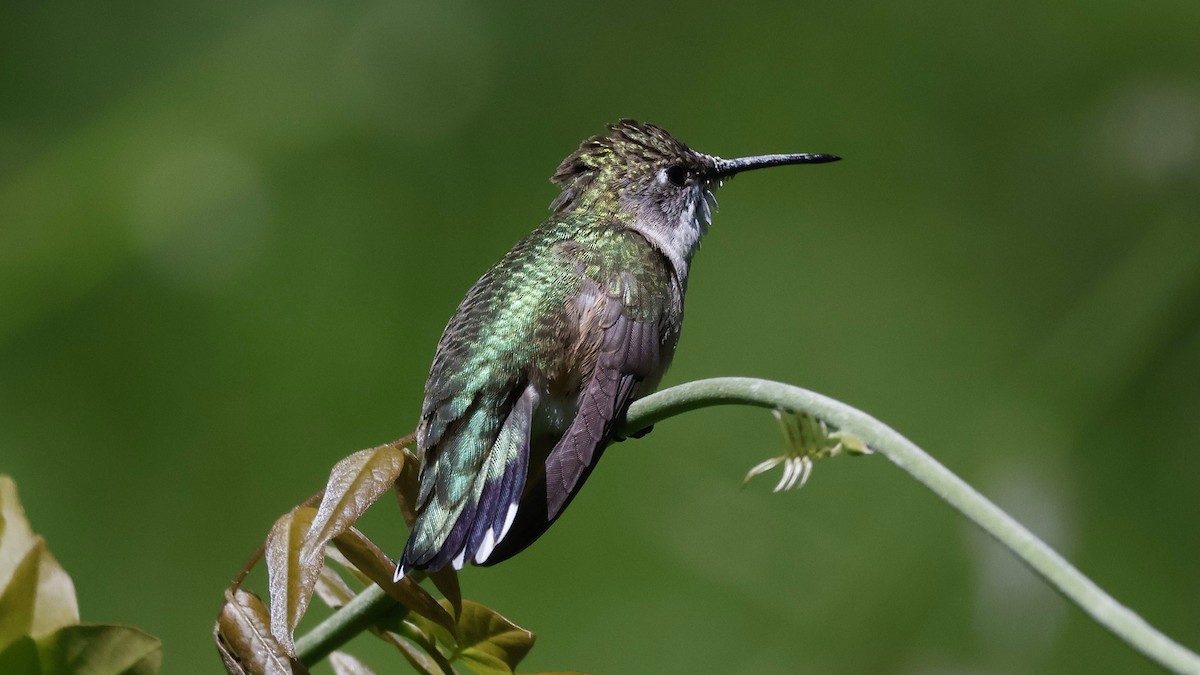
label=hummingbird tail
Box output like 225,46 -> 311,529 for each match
396,385 -> 535,578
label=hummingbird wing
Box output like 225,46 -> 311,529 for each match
482,241 -> 680,565
400,225 -> 680,575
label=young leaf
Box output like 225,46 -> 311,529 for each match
265,506 -> 319,655
377,620 -> 450,675
215,589 -> 306,675
0,476 -> 36,587
331,528 -> 456,635
35,624 -> 162,675
313,565 -> 356,609
302,445 -> 407,566
324,545 -> 374,589
394,446 -> 422,529
0,476 -> 162,674
0,477 -> 79,649
427,566 -> 462,623
329,650 -> 376,675
411,600 -> 536,675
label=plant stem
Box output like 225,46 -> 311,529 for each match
296,377 -> 1200,673
622,377 -> 1200,674
294,583 -> 396,665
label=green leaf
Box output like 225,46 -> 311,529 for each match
36,624 -> 162,675
411,600 -> 535,675
377,621 -> 448,675
0,624 -> 162,675
215,588 -> 307,675
0,635 -> 39,673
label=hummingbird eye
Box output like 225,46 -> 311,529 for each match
664,165 -> 688,187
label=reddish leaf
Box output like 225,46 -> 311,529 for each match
313,566 -> 356,609
324,546 -> 373,589
265,506 -> 318,655
215,588 -> 306,674
393,446 -> 423,529
331,528 -> 456,635
427,566 -> 462,622
303,446 -> 407,566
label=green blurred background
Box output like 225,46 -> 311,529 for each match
2,1 -> 1198,672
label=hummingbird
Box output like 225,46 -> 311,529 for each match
396,120 -> 838,578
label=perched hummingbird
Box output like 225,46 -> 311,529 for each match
396,120 -> 838,578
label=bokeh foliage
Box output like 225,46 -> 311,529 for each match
1,0 -> 1198,672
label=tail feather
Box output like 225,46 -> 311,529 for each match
397,384 -> 535,577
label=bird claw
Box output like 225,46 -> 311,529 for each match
742,409 -> 872,492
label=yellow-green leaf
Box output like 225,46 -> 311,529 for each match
411,600 -> 535,675
37,624 -> 162,675
376,622 -> 445,675
215,588 -> 306,675
0,624 -> 163,675
0,476 -> 37,589
0,477 -> 79,651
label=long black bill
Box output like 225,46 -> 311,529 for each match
709,153 -> 841,179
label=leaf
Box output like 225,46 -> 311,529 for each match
411,600 -> 535,675
303,445 -> 407,566
427,567 -> 462,623
324,545 -> 373,589
0,477 -> 162,674
0,635 -> 38,673
376,621 -> 447,675
0,477 -> 79,650
265,506 -> 318,655
0,476 -> 37,587
394,446 -> 423,529
329,650 -> 376,675
262,444 -> 405,650
215,588 -> 307,675
313,565 -> 356,609
36,624 -> 162,675
0,623 -> 163,675
331,528 -> 456,635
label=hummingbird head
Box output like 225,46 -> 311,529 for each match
549,120 -> 838,276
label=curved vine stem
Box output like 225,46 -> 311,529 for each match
297,377 -> 1200,673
